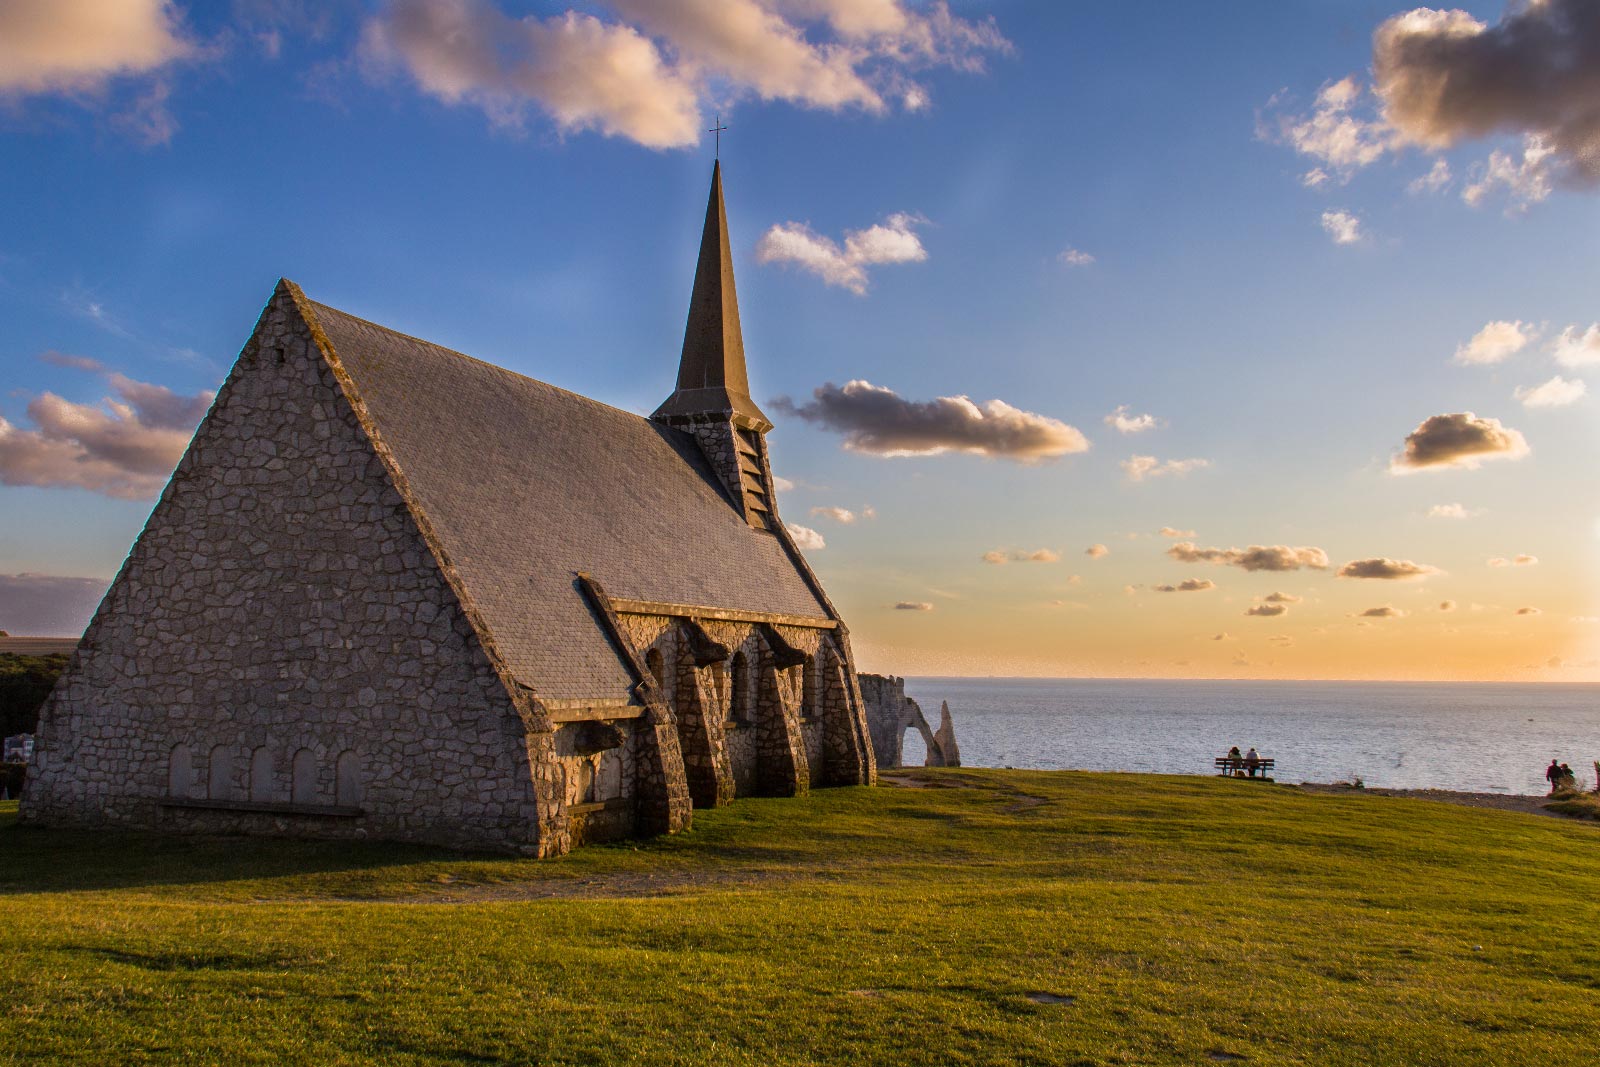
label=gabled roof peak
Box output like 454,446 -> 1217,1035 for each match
652,162 -> 771,431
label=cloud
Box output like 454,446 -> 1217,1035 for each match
1487,554 -> 1538,568
771,474 -> 796,492
756,211 -> 927,294
1245,604 -> 1288,617
1121,455 -> 1209,482
1454,320 -> 1534,365
772,380 -> 1088,462
1516,375 -> 1587,408
1058,248 -> 1095,267
1515,606 -> 1541,616
809,505 -> 873,524
894,601 -> 933,612
1552,324 -> 1600,368
362,0 -> 1009,149
0,0 -> 193,96
1408,157 -> 1453,194
1158,527 -> 1195,539
1357,606 -> 1406,618
1168,542 -> 1330,573
1154,579 -> 1216,593
983,548 -> 1059,564
1269,634 -> 1295,647
0,573 -> 109,637
787,523 -> 826,550
1373,0 -> 1600,198
1337,558 -> 1441,580
1085,544 -> 1110,560
1212,632 -> 1233,641
1427,503 -> 1478,520
1320,209 -> 1365,245
1391,412 -> 1530,472
1262,592 -> 1303,604
1268,76 -> 1395,178
0,359 -> 213,499
1461,137 -> 1558,209
1104,406 -> 1158,434
1439,600 -> 1457,612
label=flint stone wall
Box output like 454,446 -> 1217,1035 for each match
21,291 -> 550,853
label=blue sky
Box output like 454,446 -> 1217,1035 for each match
2,1 -> 1597,680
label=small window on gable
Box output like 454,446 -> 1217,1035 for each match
207,745 -> 235,801
168,744 -> 194,798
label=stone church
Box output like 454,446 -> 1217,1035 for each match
22,165 -> 878,855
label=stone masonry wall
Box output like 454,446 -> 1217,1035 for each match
21,287 -> 551,853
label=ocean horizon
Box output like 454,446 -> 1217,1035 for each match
902,676 -> 1600,797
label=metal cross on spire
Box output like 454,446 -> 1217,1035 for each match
708,115 -> 728,159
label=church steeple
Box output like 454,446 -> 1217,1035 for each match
652,161 -> 771,430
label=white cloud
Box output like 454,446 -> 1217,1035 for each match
363,0 -> 1010,149
1462,137 -> 1557,209
1487,554 -> 1538,568
0,0 -> 192,95
1514,606 -> 1541,617
1058,248 -> 1095,267
1552,324 -> 1600,368
773,380 -> 1089,462
788,523 -> 826,550
1158,527 -> 1195,538
1427,503 -> 1479,520
894,600 -> 933,612
1357,606 -> 1406,618
1338,558 -> 1442,580
1122,455 -> 1209,482
1454,320 -> 1533,365
1154,579 -> 1216,593
1104,405 -> 1158,434
1271,76 -> 1395,178
756,211 -> 927,294
1320,209 -> 1364,245
1085,544 -> 1110,560
1302,168 -> 1331,188
1516,375 -> 1587,409
1245,604 -> 1288,617
1408,157 -> 1453,195
809,505 -> 873,524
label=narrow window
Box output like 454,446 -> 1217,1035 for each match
730,650 -> 751,724
248,747 -> 275,803
168,744 -> 193,798
646,648 -> 665,692
291,748 -> 318,805
801,654 -> 817,720
207,745 -> 234,801
335,750 -> 364,808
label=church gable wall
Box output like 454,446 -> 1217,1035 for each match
22,291 -> 546,852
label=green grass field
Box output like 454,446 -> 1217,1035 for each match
2,770 -> 1597,1066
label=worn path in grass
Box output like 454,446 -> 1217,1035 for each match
2,769 -> 1597,1067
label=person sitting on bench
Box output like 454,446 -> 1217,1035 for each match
1244,747 -> 1261,777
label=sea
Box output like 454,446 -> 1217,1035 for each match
901,678 -> 1600,797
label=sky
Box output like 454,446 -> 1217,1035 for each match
1,0 -> 1597,682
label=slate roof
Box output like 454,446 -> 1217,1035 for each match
304,299 -> 829,704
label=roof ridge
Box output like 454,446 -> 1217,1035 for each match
304,295 -> 680,432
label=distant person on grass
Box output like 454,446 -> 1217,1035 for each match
1546,759 -> 1564,794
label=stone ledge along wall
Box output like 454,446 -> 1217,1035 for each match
858,674 -> 959,770
21,287 -> 557,854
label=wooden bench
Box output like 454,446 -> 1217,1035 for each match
1215,756 -> 1275,780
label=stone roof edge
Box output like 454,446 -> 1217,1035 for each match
280,278 -> 567,731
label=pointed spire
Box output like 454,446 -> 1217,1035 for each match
652,162 -> 771,430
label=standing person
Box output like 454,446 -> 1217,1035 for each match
1244,747 -> 1261,778
1545,758 -> 1563,794
1559,763 -> 1576,792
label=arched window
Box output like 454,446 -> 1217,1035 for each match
207,745 -> 234,801
335,750 -> 364,808
168,744 -> 193,798
291,748 -> 318,806
248,747 -> 275,803
646,648 -> 665,692
730,651 -> 752,724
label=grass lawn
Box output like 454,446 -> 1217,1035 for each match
2,770 -> 1597,1066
